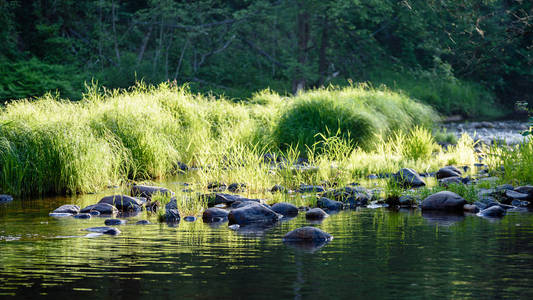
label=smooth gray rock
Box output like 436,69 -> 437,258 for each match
104,219 -> 126,225
184,216 -> 197,222
514,186 -> 533,195
0,194 -> 13,202
305,208 -> 329,220
164,209 -> 180,222
463,204 -> 480,213
297,185 -> 325,193
283,226 -> 333,242
316,197 -> 344,211
131,185 -> 174,200
436,166 -> 462,179
421,191 -> 466,211
438,176 -> 463,186
271,202 -> 299,217
202,193 -> 260,207
505,190 -> 530,201
84,226 -> 121,235
228,204 -> 281,226
80,203 -> 118,215
74,213 -> 91,219
478,205 -> 506,218
394,168 -> 426,188
49,212 -> 74,217
228,183 -> 246,193
99,195 -> 143,212
52,204 -> 80,215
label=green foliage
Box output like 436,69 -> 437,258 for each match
487,140 -> 533,185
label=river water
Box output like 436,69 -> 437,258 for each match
1,191 -> 533,299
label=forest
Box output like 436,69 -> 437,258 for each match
1,0 -> 531,118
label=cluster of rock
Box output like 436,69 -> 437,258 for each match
440,120 -> 529,146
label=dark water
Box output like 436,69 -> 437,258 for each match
1,194 -> 533,299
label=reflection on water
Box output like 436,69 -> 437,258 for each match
1,195 -> 533,299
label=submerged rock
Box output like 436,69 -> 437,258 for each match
52,204 -> 80,215
478,205 -> 506,218
271,202 -> 299,217
305,208 -> 329,220
394,168 -> 426,188
436,166 -> 462,179
104,219 -> 126,225
421,191 -> 466,211
184,216 -> 197,222
228,204 -> 281,226
84,226 -> 121,235
317,197 -> 344,211
74,213 -> 91,219
130,185 -> 174,200
49,212 -> 74,218
283,226 -> 333,242
80,203 -> 118,215
164,209 -> 180,222
99,195 -> 143,212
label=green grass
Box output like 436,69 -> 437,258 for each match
0,83 -> 481,197
486,139 -> 533,186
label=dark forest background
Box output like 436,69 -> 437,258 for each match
1,0 -> 531,117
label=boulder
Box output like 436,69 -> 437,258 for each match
394,168 -> 426,188
130,185 -> 174,200
436,166 -> 462,179
0,194 -> 13,202
84,226 -> 121,235
477,205 -> 506,218
297,185 -> 325,193
316,197 -> 344,211
228,204 -> 281,226
305,208 -> 329,220
74,213 -> 91,219
80,203 -> 118,215
421,191 -> 466,211
514,185 -> 533,196
52,204 -> 80,215
202,207 -> 229,223
104,219 -> 126,225
283,226 -> 333,242
505,190 -> 530,201
271,202 -> 299,217
99,195 -> 143,212
438,176 -> 463,187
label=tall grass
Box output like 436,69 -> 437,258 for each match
486,139 -> 533,185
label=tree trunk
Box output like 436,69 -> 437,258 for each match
136,25 -> 153,66
318,15 -> 329,86
292,2 -> 310,94
111,0 -> 121,66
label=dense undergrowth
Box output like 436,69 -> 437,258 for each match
0,82 -> 522,197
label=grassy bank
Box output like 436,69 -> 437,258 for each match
0,82 -> 482,196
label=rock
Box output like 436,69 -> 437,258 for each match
398,195 -> 417,207
74,213 -> 91,219
52,204 -> 80,215
436,166 -> 462,179
136,220 -> 150,225
80,203 -> 118,215
228,204 -> 281,226
202,207 -> 230,223
84,226 -> 121,235
421,191 -> 466,211
474,201 -> 488,210
283,226 -> 333,242
297,185 -> 325,193
511,200 -> 530,207
99,195 -> 143,212
394,168 -> 426,188
228,183 -> 246,193
165,199 -> 178,210
505,190 -> 530,201
104,219 -> 126,225
477,206 -> 506,218
271,202 -> 299,217
49,212 -> 74,218
367,174 -> 379,180
207,182 -> 227,191
316,197 -> 344,211
228,224 -> 240,231
130,185 -> 174,200
184,216 -> 196,222
89,210 -> 101,216
463,204 -> 480,213
305,208 -> 329,220
0,194 -> 13,202
270,184 -> 286,193
514,186 -> 533,196
438,176 -> 463,187
202,193 -> 260,207
496,184 -> 514,191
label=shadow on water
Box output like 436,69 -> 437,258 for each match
421,211 -> 465,226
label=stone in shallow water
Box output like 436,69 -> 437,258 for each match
477,205 -> 506,218
99,195 -> 143,212
463,204 -> 480,213
421,191 -> 466,211
74,213 -> 91,219
104,219 -> 126,225
305,208 -> 328,220
394,168 -> 426,188
505,190 -> 530,201
228,204 -> 281,226
52,204 -> 80,215
49,212 -> 73,218
283,226 -> 333,242
80,203 -> 118,215
136,220 -> 151,225
271,202 -> 299,217
84,227 -> 121,235
436,166 -> 462,179
202,207 -> 229,223
297,185 -> 325,193
184,216 -> 196,222
316,197 -> 343,211
130,185 -> 174,200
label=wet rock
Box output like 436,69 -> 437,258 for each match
130,185 -> 174,200
496,184 -> 514,191
478,205 -> 506,218
271,202 -> 299,217
394,168 -> 426,188
511,200 -> 530,207
297,184 -> 325,193
184,216 -> 196,222
228,204 -> 281,226
463,204 -> 480,213
283,226 -> 333,242
438,176 -> 463,187
202,207 -> 229,223
505,190 -> 530,201
80,203 -> 118,215
89,211 -> 101,216
84,226 -> 121,235
0,194 -> 13,202
228,224 -> 240,231
436,166 -> 462,179
270,184 -> 286,193
317,197 -> 344,211
104,219 -> 126,225
49,212 -> 74,218
421,191 -> 466,211
136,220 -> 150,225
207,182 -> 227,192
52,204 -> 80,215
74,213 -> 91,219
399,195 -> 418,207
228,183 -> 246,193
99,195 -> 143,212
474,201 -> 488,210
164,209 -> 180,222
305,208 -> 329,220
202,193 -> 260,207
514,185 -> 533,196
